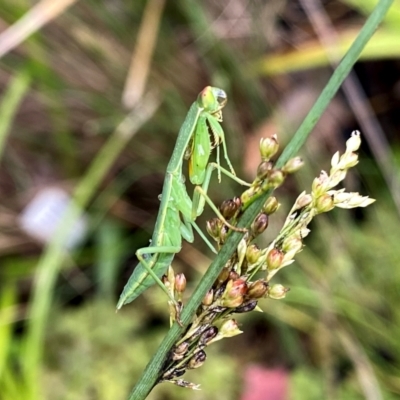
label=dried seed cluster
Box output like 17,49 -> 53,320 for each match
159,131 -> 374,389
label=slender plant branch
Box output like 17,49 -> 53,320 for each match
128,1 -> 394,398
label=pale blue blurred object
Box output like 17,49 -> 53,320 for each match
19,187 -> 87,250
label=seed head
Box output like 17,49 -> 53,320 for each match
251,213 -> 269,236
282,157 -> 304,174
188,350 -> 207,369
259,135 -> 279,161
247,280 -> 268,299
267,284 -> 289,299
263,196 -> 280,215
266,248 -> 284,271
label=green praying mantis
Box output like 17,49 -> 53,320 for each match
117,86 -> 249,310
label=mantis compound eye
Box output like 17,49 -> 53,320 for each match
214,88 -> 227,108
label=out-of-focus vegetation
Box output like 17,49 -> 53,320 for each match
0,1 -> 399,399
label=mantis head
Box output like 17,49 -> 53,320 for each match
197,86 -> 227,114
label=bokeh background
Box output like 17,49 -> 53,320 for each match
1,1 -> 400,399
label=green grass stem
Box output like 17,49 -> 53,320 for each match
0,70 -> 30,160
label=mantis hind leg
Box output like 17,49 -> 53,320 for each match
136,246 -> 184,325
136,246 -> 179,300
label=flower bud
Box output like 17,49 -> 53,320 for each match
208,319 -> 243,344
268,169 -> 285,188
333,191 -> 375,208
267,284 -> 289,299
312,171 -> 330,197
340,152 -> 359,169
282,157 -> 304,174
346,130 -> 361,152
247,280 -> 268,299
222,278 -> 248,299
315,193 -> 334,213
266,248 -> 284,270
174,273 -> 186,294
235,300 -> 258,313
188,351 -> 207,369
202,288 -> 214,306
199,326 -> 219,346
329,169 -> 346,188
219,319 -> 243,338
282,236 -> 303,254
220,197 -> 241,219
251,213 -> 269,236
257,161 -> 273,180
260,135 -> 279,161
263,196 -> 280,215
245,244 -> 261,265
293,193 -> 312,210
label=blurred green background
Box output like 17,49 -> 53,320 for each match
0,0 -> 400,399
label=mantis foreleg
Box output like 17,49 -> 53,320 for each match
191,162 -> 251,221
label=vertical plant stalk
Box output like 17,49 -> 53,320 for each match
23,93 -> 160,398
122,0 -> 165,109
0,71 -> 30,160
127,0 -> 394,398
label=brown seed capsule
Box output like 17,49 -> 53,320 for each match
247,280 -> 268,299
251,213 -> 269,235
206,218 -> 223,241
174,341 -> 189,355
220,197 -> 242,219
257,161 -> 273,180
188,350 -> 207,369
219,225 -> 229,244
199,326 -> 219,346
172,342 -> 189,360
